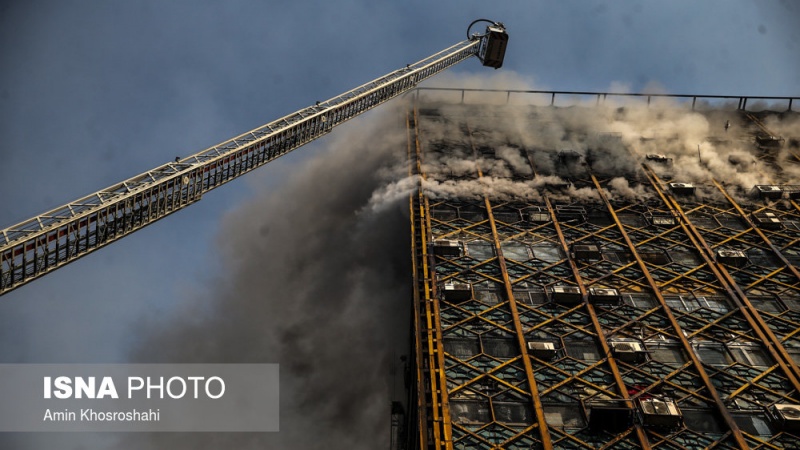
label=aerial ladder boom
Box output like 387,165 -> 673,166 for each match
0,20 -> 507,296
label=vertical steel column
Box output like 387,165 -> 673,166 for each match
408,111 -> 431,450
411,106 -> 453,449
590,175 -> 751,450
523,150 -> 652,447
464,124 -> 554,449
544,197 -> 654,450
642,166 -> 800,390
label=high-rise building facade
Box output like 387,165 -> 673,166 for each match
405,89 -> 800,450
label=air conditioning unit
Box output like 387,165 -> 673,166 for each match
646,154 -> 672,164
527,341 -> 557,360
572,244 -> 602,261
755,185 -> 784,200
550,285 -> 582,304
432,239 -> 462,257
669,182 -> 695,195
639,399 -> 682,428
589,288 -> 621,305
610,341 -> 647,363
442,282 -> 472,302
752,212 -> 782,230
716,249 -> 748,268
528,210 -> 551,223
772,404 -> 800,432
756,135 -> 785,148
649,214 -> 677,227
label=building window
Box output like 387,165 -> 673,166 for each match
782,297 -> 800,312
639,250 -> 671,265
444,338 -> 480,360
475,288 -> 502,305
683,409 -> 725,434
466,241 -> 495,260
694,343 -> 730,368
564,338 -> 601,362
732,413 -> 774,437
786,347 -> 800,366
531,244 -> 563,263
728,344 -> 771,368
513,288 -> 546,305
450,400 -> 491,425
543,405 -> 586,429
501,242 -> 531,261
694,296 -> 731,313
665,295 -> 730,314
648,342 -> 686,366
670,250 -> 702,266
748,296 -> 784,314
623,293 -> 658,310
493,401 -> 534,425
482,337 -> 518,359
604,251 -> 633,264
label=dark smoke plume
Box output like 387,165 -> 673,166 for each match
121,106 -> 413,450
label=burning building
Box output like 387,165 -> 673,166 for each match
401,88 -> 800,449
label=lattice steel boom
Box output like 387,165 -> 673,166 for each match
0,22 -> 509,296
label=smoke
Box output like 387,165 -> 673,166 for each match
412,73 -> 799,203
70,72 -> 794,450
118,105 -> 413,450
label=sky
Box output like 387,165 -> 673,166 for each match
0,1 -> 798,449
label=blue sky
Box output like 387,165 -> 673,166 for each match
0,1 -> 798,448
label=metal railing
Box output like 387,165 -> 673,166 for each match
415,87 -> 798,111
